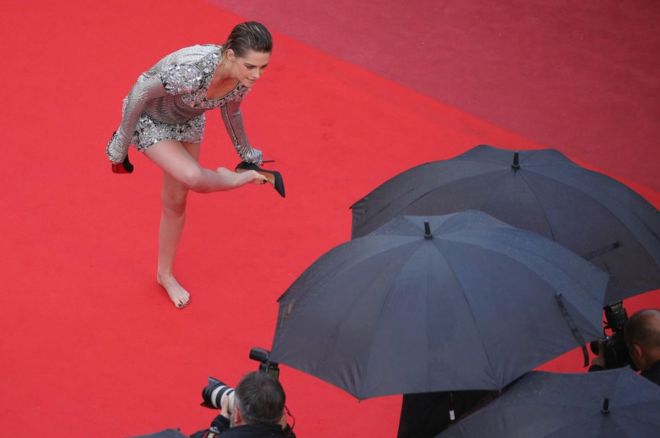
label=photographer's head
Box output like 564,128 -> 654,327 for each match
231,371 -> 286,427
625,309 -> 660,373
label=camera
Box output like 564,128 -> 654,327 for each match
201,347 -> 280,411
590,301 -> 633,369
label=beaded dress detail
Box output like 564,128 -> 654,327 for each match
106,44 -> 262,164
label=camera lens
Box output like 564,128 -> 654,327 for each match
201,377 -> 234,409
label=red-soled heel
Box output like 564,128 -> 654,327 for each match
235,161 -> 285,198
112,155 -> 134,174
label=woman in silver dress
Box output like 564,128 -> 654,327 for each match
106,22 -> 274,308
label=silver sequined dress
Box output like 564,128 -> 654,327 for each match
106,44 -> 262,164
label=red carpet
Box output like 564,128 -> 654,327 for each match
212,0 -> 660,192
0,1 -> 658,436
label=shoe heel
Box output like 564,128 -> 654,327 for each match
236,161 -> 285,198
112,155 -> 134,174
272,171 -> 285,198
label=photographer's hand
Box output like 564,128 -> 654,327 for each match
278,413 -> 288,429
220,391 -> 235,420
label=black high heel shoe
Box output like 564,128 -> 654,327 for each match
111,155 -> 134,174
235,161 -> 285,198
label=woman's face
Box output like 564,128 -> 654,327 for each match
230,49 -> 270,88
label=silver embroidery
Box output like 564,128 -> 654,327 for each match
133,113 -> 206,150
160,64 -> 203,95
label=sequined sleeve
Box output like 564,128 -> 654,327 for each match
220,98 -> 263,164
106,73 -> 169,163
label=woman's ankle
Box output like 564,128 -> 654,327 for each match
157,271 -> 175,284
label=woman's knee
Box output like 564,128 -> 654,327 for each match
161,187 -> 188,216
144,140 -> 205,190
178,166 -> 205,191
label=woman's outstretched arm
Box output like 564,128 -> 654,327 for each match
220,99 -> 263,164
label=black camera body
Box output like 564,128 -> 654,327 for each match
201,347 -> 280,410
590,301 -> 633,369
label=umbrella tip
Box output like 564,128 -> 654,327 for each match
512,152 -> 520,171
600,397 -> 610,414
424,221 -> 433,239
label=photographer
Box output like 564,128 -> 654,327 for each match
192,372 -> 292,438
591,308 -> 660,385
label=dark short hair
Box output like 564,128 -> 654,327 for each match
225,21 -> 273,57
625,309 -> 660,349
235,372 -> 285,425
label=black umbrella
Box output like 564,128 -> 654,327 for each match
350,145 -> 660,304
270,211 -> 608,398
437,368 -> 660,438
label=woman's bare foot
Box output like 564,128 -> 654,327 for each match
157,273 -> 191,308
233,167 -> 268,185
252,169 -> 269,185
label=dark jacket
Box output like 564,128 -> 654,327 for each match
641,359 -> 660,385
590,359 -> 660,386
190,415 -> 291,438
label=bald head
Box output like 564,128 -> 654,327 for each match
625,309 -> 660,348
625,309 -> 660,372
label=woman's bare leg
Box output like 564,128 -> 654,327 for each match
154,142 -> 199,308
144,139 -> 265,193
144,140 -> 265,308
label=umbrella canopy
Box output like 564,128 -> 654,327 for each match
437,368 -> 660,438
350,145 -> 660,303
270,211 -> 608,399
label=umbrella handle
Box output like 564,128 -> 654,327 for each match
601,398 -> 610,414
555,293 -> 590,367
511,152 -> 520,171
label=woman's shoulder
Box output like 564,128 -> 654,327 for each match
156,45 -> 221,94
162,44 -> 221,66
